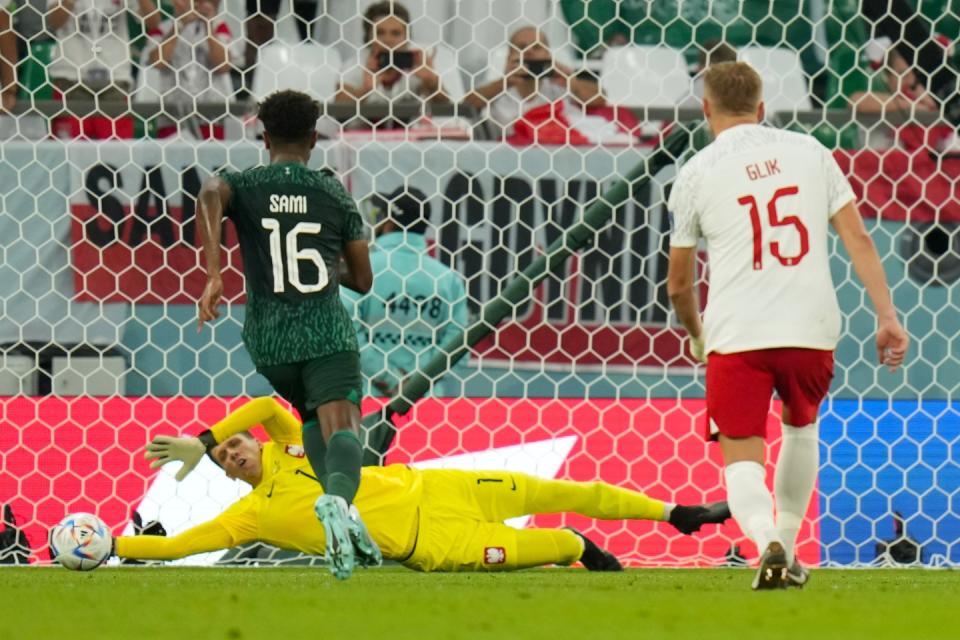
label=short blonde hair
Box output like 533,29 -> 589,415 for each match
703,61 -> 763,115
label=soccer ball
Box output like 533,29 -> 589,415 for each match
50,513 -> 112,571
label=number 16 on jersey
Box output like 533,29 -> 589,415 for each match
261,219 -> 330,294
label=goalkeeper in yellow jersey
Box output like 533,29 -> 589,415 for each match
121,398 -> 730,572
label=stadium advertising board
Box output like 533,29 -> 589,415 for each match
0,395 -> 830,566
67,144 -> 246,304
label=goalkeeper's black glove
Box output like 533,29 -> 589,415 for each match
118,509 -> 167,565
0,504 -> 30,565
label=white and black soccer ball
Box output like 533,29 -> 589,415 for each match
50,513 -> 112,571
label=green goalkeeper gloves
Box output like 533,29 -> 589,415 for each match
145,435 -> 207,481
689,334 -> 707,364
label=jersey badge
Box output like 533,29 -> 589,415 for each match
285,444 -> 306,458
484,547 -> 506,565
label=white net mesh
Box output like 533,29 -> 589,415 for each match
0,0 -> 958,568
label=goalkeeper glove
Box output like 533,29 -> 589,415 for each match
145,435 -> 207,481
689,334 -> 707,364
119,509 -> 168,565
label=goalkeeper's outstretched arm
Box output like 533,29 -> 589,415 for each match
114,518 -> 255,561
206,397 -> 301,445
146,398 -> 302,481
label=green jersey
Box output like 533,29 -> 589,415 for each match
220,163 -> 365,367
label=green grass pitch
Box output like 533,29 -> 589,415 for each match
2,567 -> 959,640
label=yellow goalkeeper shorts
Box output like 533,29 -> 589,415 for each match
402,469 -> 530,572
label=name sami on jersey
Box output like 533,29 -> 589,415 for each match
269,194 -> 308,214
745,159 -> 781,181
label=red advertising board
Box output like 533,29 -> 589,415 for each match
0,396 -> 819,566
70,203 -> 247,304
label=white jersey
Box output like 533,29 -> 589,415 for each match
46,0 -> 137,88
668,124 -> 855,354
488,82 -> 566,135
141,19 -> 240,112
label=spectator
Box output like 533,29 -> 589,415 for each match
861,0 -> 957,111
244,0 -> 317,70
0,7 -> 16,111
5,1 -> 56,138
143,0 -> 239,139
342,187 -> 468,399
858,1 -> 959,153
463,26 -> 604,139
336,1 -> 463,105
128,0 -> 175,71
45,0 -> 161,138
679,40 -> 738,110
848,34 -> 958,153
8,0 -> 50,49
850,36 -> 941,115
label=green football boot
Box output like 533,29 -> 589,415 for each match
348,504 -> 383,568
315,495 -> 355,581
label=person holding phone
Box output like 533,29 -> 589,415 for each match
464,25 -> 604,138
336,1 -> 463,106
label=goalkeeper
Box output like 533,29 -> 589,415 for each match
121,398 -> 730,572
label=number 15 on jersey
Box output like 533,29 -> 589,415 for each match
737,185 -> 809,270
261,218 -> 330,294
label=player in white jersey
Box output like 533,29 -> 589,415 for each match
666,62 -> 909,590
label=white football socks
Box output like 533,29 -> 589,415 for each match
662,502 -> 676,520
774,422 -> 820,565
724,461 -> 781,554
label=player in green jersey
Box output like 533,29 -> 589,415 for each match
196,90 -> 376,580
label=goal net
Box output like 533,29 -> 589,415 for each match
0,0 -> 957,568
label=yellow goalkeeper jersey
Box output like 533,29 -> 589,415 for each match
117,398 -> 421,561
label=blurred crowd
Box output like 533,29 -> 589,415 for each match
0,0 -> 956,146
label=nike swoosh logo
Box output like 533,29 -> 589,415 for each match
266,482 -> 275,498
476,477 -> 517,491
295,469 -> 321,484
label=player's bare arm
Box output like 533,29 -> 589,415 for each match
830,200 -> 909,371
197,175 -> 232,330
667,246 -> 705,362
340,238 -> 373,294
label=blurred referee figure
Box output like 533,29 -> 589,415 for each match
342,187 -> 468,400
666,62 -> 909,590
